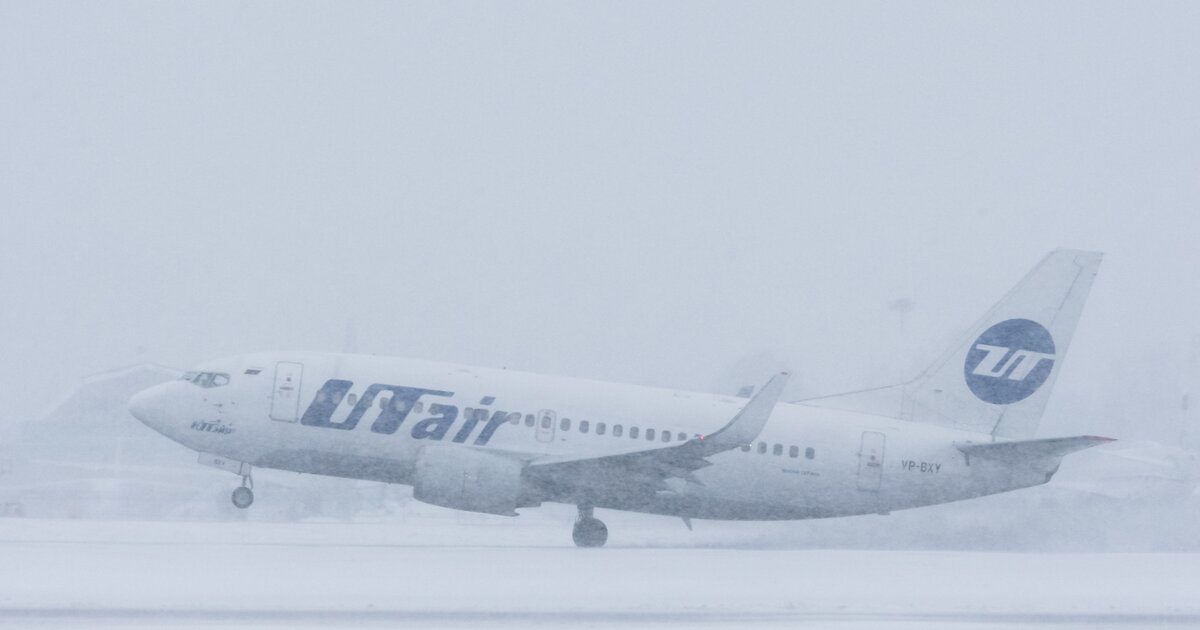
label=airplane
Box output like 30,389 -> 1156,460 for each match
130,249 -> 1108,547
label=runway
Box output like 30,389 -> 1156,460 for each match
1,518 -> 1199,628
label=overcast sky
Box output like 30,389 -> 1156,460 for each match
2,2 -> 1198,441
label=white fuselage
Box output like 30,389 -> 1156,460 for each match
132,352 -> 1055,521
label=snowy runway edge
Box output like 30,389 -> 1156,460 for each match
2,519 -> 1199,628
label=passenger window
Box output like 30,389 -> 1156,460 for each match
662,431 -> 671,443
773,444 -> 783,456
379,397 -> 390,410
789,446 -> 799,458
541,415 -> 552,429
347,393 -> 358,406
596,422 -> 607,435
677,432 -> 687,442
757,442 -> 767,454
561,417 -> 571,431
741,444 -> 751,452
525,414 -> 535,427
393,398 -> 411,413
413,402 -> 424,415
806,447 -> 815,460
646,428 -> 656,441
630,427 -> 639,439
508,412 -> 521,425
613,425 -> 623,437
579,420 -> 590,434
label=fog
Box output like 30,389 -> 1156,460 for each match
2,2 -> 1199,627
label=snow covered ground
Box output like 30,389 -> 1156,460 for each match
1,517 -> 1198,629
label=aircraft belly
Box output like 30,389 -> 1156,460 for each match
255,448 -> 415,484
253,419 -> 424,484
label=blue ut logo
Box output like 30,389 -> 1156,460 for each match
963,319 -> 1057,404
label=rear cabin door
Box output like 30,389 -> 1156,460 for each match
856,431 -> 886,491
535,409 -> 557,443
270,361 -> 304,422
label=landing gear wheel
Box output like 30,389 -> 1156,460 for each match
572,517 -> 608,548
231,486 -> 254,509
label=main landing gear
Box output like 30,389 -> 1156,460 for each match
231,473 -> 254,509
573,505 -> 608,548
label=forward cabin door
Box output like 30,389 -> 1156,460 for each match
270,361 -> 304,422
856,431 -> 886,491
535,409 -> 557,443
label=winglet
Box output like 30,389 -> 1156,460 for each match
693,372 -> 789,456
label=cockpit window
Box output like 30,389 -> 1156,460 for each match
180,371 -> 231,388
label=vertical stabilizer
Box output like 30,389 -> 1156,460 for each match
902,249 -> 1102,438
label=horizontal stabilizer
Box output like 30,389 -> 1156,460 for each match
956,435 -> 1114,464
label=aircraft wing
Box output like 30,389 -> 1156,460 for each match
522,372 -> 789,502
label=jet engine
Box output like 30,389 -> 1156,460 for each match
412,445 -> 524,515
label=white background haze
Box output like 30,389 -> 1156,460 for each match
2,2 -> 1199,447
3,4 -> 1200,627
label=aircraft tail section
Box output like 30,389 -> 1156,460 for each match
907,249 -> 1102,438
800,249 -> 1102,439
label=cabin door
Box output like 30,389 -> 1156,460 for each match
270,361 -> 304,422
856,431 -> 886,491
535,409 -> 557,443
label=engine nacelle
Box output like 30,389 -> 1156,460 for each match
412,445 -> 523,516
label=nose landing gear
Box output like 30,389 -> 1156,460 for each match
572,505 -> 608,548
231,474 -> 254,509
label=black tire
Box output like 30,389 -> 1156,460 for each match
232,486 -> 254,509
572,517 -> 608,548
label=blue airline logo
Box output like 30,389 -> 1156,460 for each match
963,319 -> 1057,405
299,380 -> 510,446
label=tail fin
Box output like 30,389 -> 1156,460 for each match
907,249 -> 1102,438
801,249 -> 1102,439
